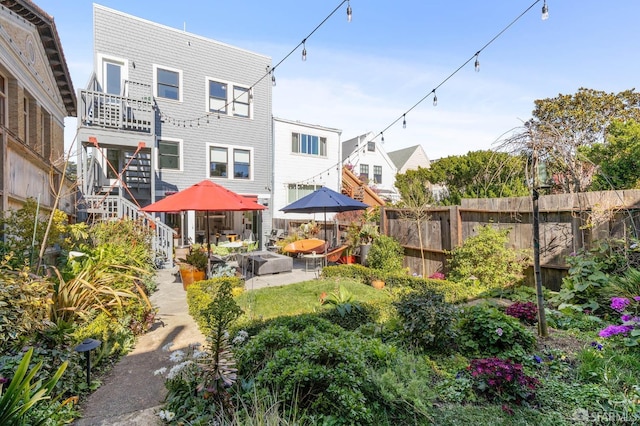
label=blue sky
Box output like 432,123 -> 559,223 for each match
36,0 -> 640,160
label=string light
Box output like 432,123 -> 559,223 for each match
346,0 -> 352,22
381,132 -> 385,143
302,40 -> 307,61
432,90 -> 438,107
157,0 -> 348,125
541,0 -> 549,20
474,52 -> 480,72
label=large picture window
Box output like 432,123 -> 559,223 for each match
291,133 -> 327,156
158,140 -> 181,170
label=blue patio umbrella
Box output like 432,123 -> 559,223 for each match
280,187 -> 369,255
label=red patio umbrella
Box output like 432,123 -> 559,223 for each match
142,180 -> 265,253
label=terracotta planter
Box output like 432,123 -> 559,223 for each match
371,279 -> 385,290
180,268 -> 205,290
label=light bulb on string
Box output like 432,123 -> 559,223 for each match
402,114 -> 407,129
474,53 -> 480,72
346,0 -> 352,22
381,132 -> 385,143
302,40 -> 307,61
541,0 -> 549,20
272,73 -> 276,86
433,90 -> 438,107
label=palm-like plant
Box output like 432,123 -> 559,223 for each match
0,348 -> 67,425
49,265 -> 150,324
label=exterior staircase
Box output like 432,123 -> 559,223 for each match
82,195 -> 176,268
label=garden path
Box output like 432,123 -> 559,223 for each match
73,269 -> 204,425
72,258 -> 316,424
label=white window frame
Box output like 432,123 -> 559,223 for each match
205,77 -> 252,119
291,133 -> 327,157
156,137 -> 183,172
97,53 -> 128,95
153,64 -> 183,102
206,143 -> 254,181
373,165 -> 383,184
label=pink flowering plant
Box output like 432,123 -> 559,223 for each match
598,296 -> 640,347
505,301 -> 538,325
466,357 -> 540,405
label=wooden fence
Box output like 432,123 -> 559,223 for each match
382,190 -> 640,290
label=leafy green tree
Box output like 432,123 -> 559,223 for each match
584,120 -> 640,190
399,150 -> 528,206
526,88 -> 640,193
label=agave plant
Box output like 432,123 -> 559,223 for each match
0,348 -> 67,425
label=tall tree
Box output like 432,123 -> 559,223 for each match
528,88 -> 640,193
584,120 -> 640,190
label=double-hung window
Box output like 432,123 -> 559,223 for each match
209,145 -> 252,180
0,74 -> 6,127
233,86 -> 250,117
209,81 -> 227,113
373,165 -> 383,184
359,164 -> 369,181
233,149 -> 250,179
291,133 -> 327,156
210,147 -> 228,177
207,79 -> 251,118
154,65 -> 181,101
158,140 -> 181,170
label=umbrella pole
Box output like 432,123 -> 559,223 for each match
324,208 -> 327,266
206,210 -> 211,257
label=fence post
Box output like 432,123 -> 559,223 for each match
448,205 -> 462,249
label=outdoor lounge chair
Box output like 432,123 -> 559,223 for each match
325,245 -> 348,264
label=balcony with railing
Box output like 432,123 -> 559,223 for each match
79,78 -> 154,134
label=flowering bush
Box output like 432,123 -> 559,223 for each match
428,272 -> 446,280
597,296 -> 640,346
505,301 -> 538,325
457,306 -> 536,359
466,357 -> 539,405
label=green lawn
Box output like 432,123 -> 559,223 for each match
236,277 -> 391,320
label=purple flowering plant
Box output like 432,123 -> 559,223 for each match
428,272 -> 446,280
466,357 -> 539,405
598,296 -> 640,347
505,301 -> 538,325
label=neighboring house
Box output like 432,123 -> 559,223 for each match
388,144 -> 431,174
272,117 -> 342,222
0,0 -> 76,216
76,4 -> 273,255
342,132 -> 398,202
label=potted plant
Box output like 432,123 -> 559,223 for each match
340,222 -> 360,264
179,249 -> 208,290
358,222 -> 379,266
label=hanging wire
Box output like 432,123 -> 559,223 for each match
161,0 -> 350,125
291,0 -> 545,185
